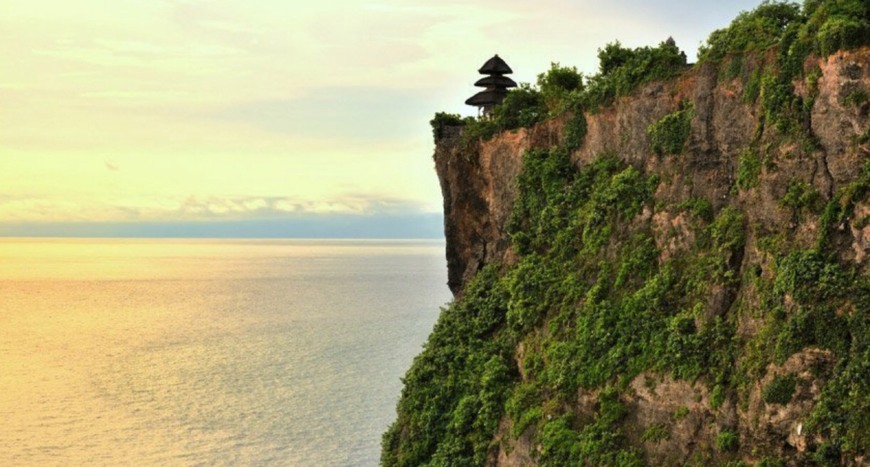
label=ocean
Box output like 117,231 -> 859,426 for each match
0,238 -> 451,466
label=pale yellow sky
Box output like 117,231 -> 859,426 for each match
0,0 -> 761,228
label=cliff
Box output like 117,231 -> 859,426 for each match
438,51 -> 870,296
384,4 -> 870,465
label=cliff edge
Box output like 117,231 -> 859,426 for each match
385,3 -> 870,465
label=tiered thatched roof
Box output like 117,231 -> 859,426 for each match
465,54 -> 516,112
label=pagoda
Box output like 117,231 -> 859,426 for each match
465,54 -> 517,116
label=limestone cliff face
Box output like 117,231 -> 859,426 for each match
435,120 -> 564,294
437,50 -> 870,296
433,49 -> 870,465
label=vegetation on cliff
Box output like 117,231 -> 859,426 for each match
390,1 -> 870,465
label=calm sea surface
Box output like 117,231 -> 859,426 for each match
0,238 -> 451,466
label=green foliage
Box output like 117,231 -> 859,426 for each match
843,87 -> 869,107
538,388 -> 643,466
762,373 -> 798,404
710,384 -> 726,409
505,382 -> 543,436
673,406 -> 690,420
758,457 -> 787,467
809,0 -> 870,56
698,2 -> 802,62
744,241 -> 869,454
598,42 -> 637,75
697,0 -> 870,145
641,423 -> 671,443
430,112 -> 465,143
538,63 -> 584,115
715,429 -> 740,452
817,16 -> 870,55
774,249 -> 847,303
492,84 -> 546,131
760,70 -> 804,136
780,179 -> 821,211
721,53 -> 747,81
381,265 -> 517,466
744,67 -> 764,103
819,160 -> 870,247
699,0 -> 870,63
538,63 -> 583,95
736,148 -> 763,190
806,276 -> 870,453
584,39 -> 688,109
648,105 -> 694,156
458,117 -> 498,147
564,112 -> 588,152
679,197 -> 714,223
810,442 -> 843,466
507,148 -> 743,395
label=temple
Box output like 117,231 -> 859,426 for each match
465,54 -> 517,116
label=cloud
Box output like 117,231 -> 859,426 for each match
172,194 -> 433,219
0,213 -> 445,239
0,193 -> 437,224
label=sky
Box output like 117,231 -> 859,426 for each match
0,0 -> 763,237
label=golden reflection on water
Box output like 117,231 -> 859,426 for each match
1,240 -> 222,463
0,238 -> 449,465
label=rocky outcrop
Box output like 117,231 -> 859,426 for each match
432,49 -> 870,465
435,120 -> 563,294
437,49 -> 870,295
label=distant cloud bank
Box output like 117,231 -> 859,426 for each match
0,213 -> 444,239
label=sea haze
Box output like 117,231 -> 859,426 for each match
0,238 -> 451,466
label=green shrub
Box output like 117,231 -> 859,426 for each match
757,457 -> 786,467
430,112 -> 465,143
773,249 -> 847,303
564,112 -> 588,152
710,384 -> 726,409
715,429 -> 739,452
648,105 -> 693,156
698,2 -> 802,62
816,15 -> 870,56
459,117 -> 498,146
780,179 -> 820,211
744,67 -> 763,103
679,197 -> 714,223
539,389 -> 643,467
505,382 -> 543,436
762,373 -> 798,404
538,63 -> 584,115
641,423 -> 671,443
843,87 -> 869,107
492,84 -> 546,131
736,148 -> 762,190
810,441 -> 843,466
760,71 -> 803,136
381,265 -> 517,467
584,39 -> 688,109
700,0 -> 870,63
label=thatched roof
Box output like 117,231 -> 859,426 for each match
464,89 -> 508,106
478,55 -> 512,75
474,75 -> 518,88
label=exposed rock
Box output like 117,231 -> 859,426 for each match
741,349 -> 835,462
435,120 -> 561,294
427,49 -> 870,465
622,373 -> 734,466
